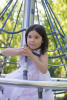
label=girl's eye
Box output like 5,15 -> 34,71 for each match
28,35 -> 32,38
35,36 -> 39,39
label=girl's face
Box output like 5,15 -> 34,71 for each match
27,30 -> 43,50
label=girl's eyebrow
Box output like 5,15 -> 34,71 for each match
28,34 -> 32,37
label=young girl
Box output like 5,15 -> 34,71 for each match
1,24 -> 54,100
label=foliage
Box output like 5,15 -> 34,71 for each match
37,0 -> 67,78
0,0 -> 67,78
48,0 -> 67,78
0,0 -> 23,73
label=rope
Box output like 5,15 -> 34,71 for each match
0,0 -> 13,20
0,28 -> 26,34
41,0 -> 67,71
1,0 -> 18,29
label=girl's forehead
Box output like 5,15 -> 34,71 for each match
28,30 -> 39,36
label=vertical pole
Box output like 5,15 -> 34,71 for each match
21,0 -> 31,46
38,88 -> 43,100
21,0 -> 31,80
21,0 -> 36,80
22,0 -> 35,45
30,0 -> 35,25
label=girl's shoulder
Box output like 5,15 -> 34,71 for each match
41,52 -> 48,56
40,52 -> 48,59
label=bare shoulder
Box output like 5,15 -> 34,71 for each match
40,52 -> 48,62
41,52 -> 48,58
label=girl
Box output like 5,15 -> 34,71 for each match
1,24 -> 54,100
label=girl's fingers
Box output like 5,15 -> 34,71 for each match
22,46 -> 32,57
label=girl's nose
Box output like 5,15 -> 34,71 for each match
31,38 -> 35,41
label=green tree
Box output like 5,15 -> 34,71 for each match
0,0 -> 67,78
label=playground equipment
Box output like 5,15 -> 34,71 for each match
0,0 -> 67,100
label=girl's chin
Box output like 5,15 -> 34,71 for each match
28,46 -> 36,50
30,48 -> 36,50
29,47 -> 40,51
28,45 -> 40,50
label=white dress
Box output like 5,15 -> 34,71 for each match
0,50 -> 54,100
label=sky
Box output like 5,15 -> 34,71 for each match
0,0 -> 57,11
0,0 -> 56,7
52,0 -> 56,3
0,0 -> 6,8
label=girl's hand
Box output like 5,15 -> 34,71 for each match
22,46 -> 33,58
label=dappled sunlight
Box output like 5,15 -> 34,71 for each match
0,0 -> 67,100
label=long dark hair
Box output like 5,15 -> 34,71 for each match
25,24 -> 48,54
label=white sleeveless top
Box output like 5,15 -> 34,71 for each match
2,49 -> 54,100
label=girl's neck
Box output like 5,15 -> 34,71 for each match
32,48 -> 41,57
31,46 -> 41,51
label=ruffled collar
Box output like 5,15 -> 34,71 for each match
32,49 -> 41,57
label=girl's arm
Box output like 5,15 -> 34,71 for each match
2,48 -> 23,56
30,52 -> 48,74
21,46 -> 48,74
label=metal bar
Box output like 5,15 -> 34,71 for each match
51,78 -> 67,82
21,0 -> 31,80
21,0 -> 31,45
0,78 -> 67,89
